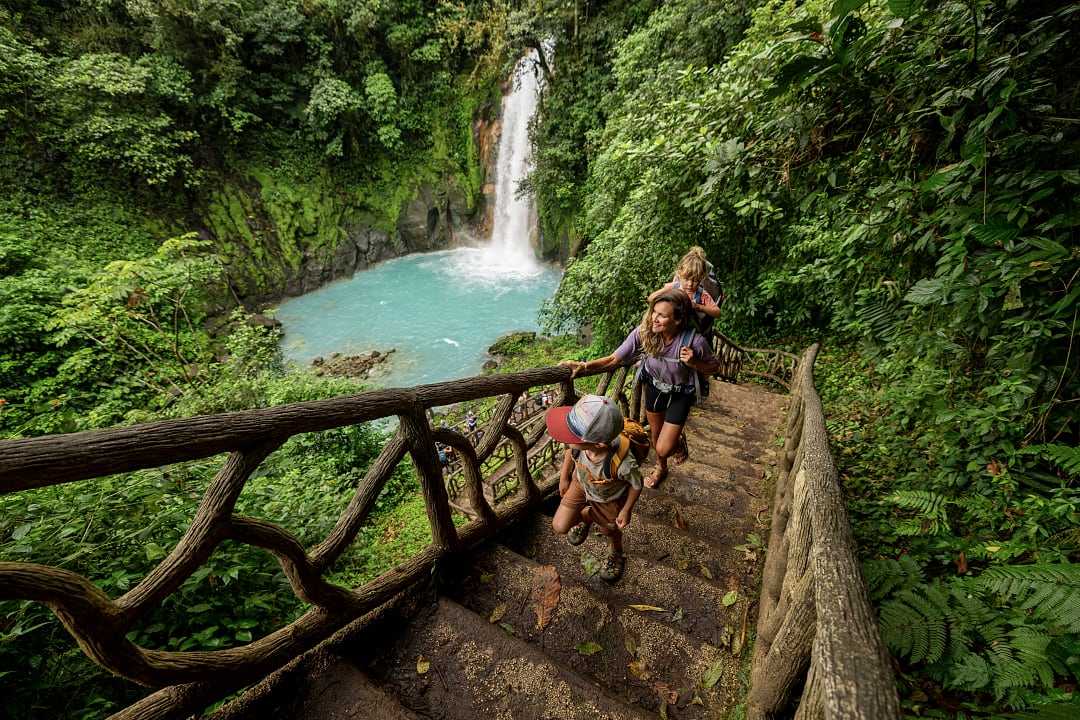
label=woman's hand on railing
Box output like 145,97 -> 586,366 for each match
559,360 -> 586,378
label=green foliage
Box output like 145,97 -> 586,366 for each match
1022,445 -> 1080,478
873,563 -> 1080,704
536,0 -> 1079,710
980,565 -> 1080,634
885,490 -> 952,536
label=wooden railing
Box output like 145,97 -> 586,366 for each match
747,344 -> 900,720
0,364 -> 628,720
0,333 -> 877,720
713,331 -> 800,390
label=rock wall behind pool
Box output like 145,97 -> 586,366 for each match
200,81 -> 504,304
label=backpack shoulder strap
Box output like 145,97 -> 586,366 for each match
602,435 -> 631,479
679,327 -> 697,349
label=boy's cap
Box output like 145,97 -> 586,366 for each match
545,394 -> 624,445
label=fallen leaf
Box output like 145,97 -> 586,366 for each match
629,604 -> 667,612
479,572 -> 494,584
672,607 -> 685,622
676,557 -> 690,571
499,622 -> 516,636
722,590 -> 738,607
489,603 -> 507,623
659,700 -> 669,720
532,565 -> 561,630
628,657 -> 650,680
581,552 -> 602,577
416,656 -> 430,675
575,641 -> 603,656
673,507 -> 689,531
624,635 -> 639,656
702,660 -> 724,689
699,564 -> 713,580
691,693 -> 704,706
653,681 -> 678,705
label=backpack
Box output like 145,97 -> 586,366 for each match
571,419 -> 652,482
636,327 -> 707,400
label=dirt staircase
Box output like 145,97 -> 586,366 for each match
213,381 -> 787,720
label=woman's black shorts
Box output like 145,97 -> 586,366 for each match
643,379 -> 696,425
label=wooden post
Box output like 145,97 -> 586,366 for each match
748,569 -> 816,720
399,404 -> 458,552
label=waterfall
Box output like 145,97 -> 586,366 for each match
468,48 -> 548,278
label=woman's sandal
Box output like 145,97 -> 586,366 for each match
567,522 -> 590,546
671,434 -> 690,466
600,549 -> 626,582
644,466 -> 667,489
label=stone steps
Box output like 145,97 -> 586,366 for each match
209,381 -> 789,720
357,597 -> 656,720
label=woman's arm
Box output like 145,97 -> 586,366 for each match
679,343 -> 721,376
559,353 -> 620,378
561,328 -> 638,378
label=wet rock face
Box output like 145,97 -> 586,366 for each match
311,349 -> 396,379
397,179 -> 473,252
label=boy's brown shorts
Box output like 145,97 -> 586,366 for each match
559,480 -> 627,532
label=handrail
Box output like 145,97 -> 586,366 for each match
712,331 -> 798,389
0,338 -> 846,720
0,362 -> 632,720
747,344 -> 900,720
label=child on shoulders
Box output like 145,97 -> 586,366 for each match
545,395 -> 643,582
650,246 -> 722,334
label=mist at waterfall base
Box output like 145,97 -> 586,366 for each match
276,249 -> 560,387
277,49 -> 555,387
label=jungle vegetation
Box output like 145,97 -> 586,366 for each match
534,0 -> 1080,715
0,0 -> 1078,717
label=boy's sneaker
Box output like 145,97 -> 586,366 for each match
600,550 -> 625,583
567,523 -> 589,546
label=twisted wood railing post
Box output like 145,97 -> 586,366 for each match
748,344 -> 899,720
399,403 -> 458,552
0,362 -> 642,719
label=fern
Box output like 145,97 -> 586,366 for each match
1048,527 -> 1080,551
877,576 -> 1071,701
863,554 -> 923,601
880,584 -> 949,664
1021,444 -> 1080,477
854,296 -> 903,342
1002,703 -> 1080,719
885,489 -> 951,535
980,564 -> 1080,633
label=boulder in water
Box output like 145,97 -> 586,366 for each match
312,350 -> 396,379
247,313 -> 282,330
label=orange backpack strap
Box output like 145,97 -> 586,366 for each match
603,434 -> 635,479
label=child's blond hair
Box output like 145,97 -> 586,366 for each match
676,246 -> 709,285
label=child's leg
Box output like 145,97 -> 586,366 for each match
552,481 -> 590,535
589,500 -> 625,552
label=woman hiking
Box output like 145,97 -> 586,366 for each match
561,288 -> 720,488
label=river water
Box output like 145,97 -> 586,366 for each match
277,49 -> 558,387
276,249 -> 560,387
